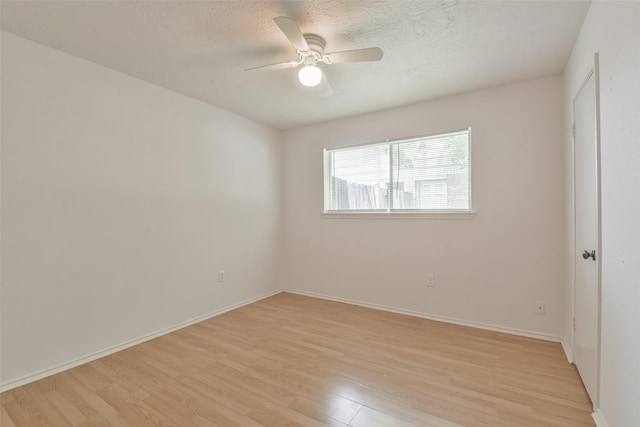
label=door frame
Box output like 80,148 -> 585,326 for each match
572,52 -> 602,410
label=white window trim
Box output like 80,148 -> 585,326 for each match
321,210 -> 476,220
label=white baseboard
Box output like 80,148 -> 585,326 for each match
2,288 -> 568,393
284,289 -> 564,343
561,338 -> 574,363
0,289 -> 283,393
592,409 -> 610,427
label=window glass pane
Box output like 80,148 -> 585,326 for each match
325,129 -> 470,212
391,132 -> 469,210
328,143 -> 389,210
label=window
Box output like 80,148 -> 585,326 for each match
323,129 -> 471,213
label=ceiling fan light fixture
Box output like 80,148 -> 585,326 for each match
246,17 -> 383,95
298,65 -> 322,87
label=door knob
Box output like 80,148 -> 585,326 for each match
582,250 -> 596,261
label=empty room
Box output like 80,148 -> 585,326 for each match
1,1 -> 639,426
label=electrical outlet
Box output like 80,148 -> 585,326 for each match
427,274 -> 435,287
536,302 -> 546,315
218,270 -> 225,282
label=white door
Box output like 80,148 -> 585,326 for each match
573,61 -> 601,407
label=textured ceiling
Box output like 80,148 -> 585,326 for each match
1,1 -> 590,130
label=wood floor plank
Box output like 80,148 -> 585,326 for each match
2,394 -> 29,427
287,394 -> 361,425
1,401 -> 18,427
95,383 -> 172,427
9,386 -> 72,427
1,292 -> 594,426
350,406 -> 420,427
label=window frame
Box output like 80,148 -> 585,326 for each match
322,128 -> 475,219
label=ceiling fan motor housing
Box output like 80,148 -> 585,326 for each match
303,34 -> 326,56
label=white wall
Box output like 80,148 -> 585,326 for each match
0,32 -> 282,388
564,2 -> 640,426
282,75 -> 566,339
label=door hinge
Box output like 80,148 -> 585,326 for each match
573,317 -> 576,331
572,123 -> 576,138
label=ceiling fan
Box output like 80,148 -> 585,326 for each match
246,17 -> 384,92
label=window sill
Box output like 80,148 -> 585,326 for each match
321,210 -> 477,220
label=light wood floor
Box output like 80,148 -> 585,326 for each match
1,292 -> 594,427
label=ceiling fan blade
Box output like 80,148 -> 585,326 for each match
245,60 -> 299,72
325,47 -> 383,64
320,73 -> 334,97
273,16 -> 310,51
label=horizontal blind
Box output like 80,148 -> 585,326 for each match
327,142 -> 389,210
392,131 -> 470,210
325,129 -> 470,212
